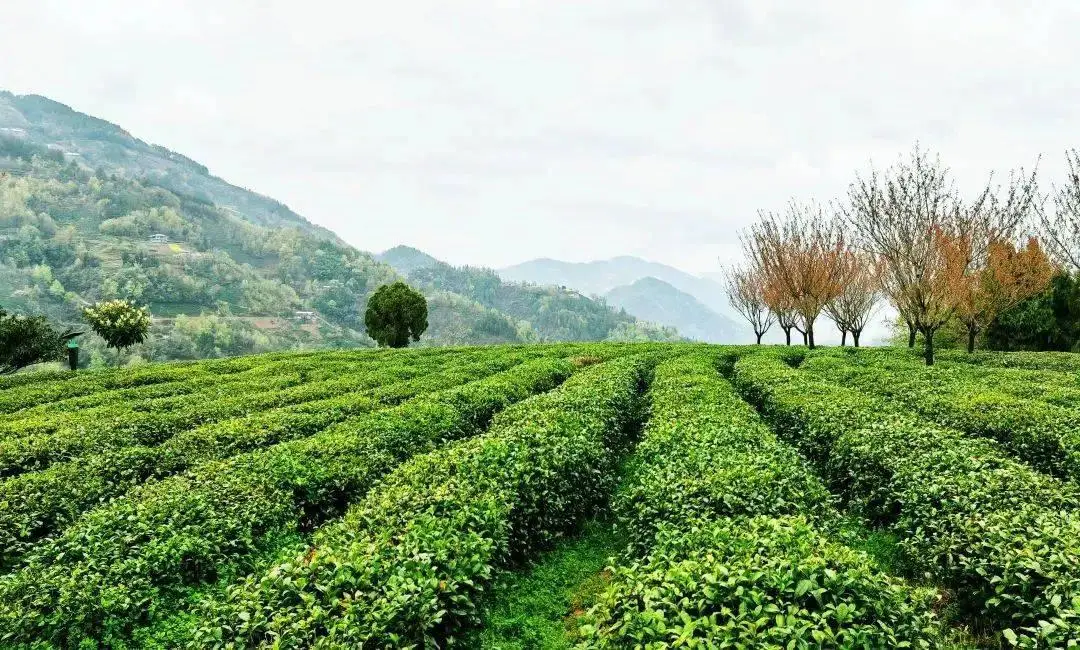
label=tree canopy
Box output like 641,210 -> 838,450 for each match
364,282 -> 428,348
0,306 -> 79,374
83,299 -> 151,363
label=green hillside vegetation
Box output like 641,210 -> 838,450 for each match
4,342 -> 1080,647
407,260 -> 683,343
0,91 -> 336,235
0,93 -> 680,364
0,135 -> 391,361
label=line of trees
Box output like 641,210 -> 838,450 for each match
726,144 -> 1076,364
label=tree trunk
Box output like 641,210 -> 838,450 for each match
907,321 -> 916,348
755,331 -> 763,345
807,325 -> 816,350
840,330 -> 847,347
801,330 -> 808,346
852,330 -> 861,347
923,328 -> 935,366
782,327 -> 792,346
966,327 -> 977,353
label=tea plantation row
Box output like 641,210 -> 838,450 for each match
0,343 -> 1078,647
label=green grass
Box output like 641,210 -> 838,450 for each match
466,521 -> 625,649
834,516 -> 906,576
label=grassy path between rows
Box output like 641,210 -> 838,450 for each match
465,520 -> 624,649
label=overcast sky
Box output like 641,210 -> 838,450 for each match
2,0 -> 1078,276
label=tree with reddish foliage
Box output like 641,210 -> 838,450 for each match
744,200 -> 847,349
762,276 -> 800,346
724,265 -> 775,344
842,144 -> 1039,364
950,235 -> 1055,353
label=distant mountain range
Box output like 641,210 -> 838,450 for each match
376,246 -> 684,344
499,256 -> 751,343
377,245 -> 441,277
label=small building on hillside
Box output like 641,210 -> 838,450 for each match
149,233 -> 169,244
294,311 -> 317,322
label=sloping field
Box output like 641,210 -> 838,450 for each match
1,343 -> 1079,647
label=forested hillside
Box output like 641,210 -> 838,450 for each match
0,93 -> 678,364
378,248 -> 683,343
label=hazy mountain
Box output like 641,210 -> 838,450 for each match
605,277 -> 742,343
499,255 -> 749,341
377,245 -> 440,276
500,255 -> 724,309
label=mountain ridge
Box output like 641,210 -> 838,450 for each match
604,276 -> 741,343
0,90 -> 680,363
0,91 -> 340,240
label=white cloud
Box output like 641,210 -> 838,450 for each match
1,0 -> 1079,284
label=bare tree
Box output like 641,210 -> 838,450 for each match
744,200 -> 846,349
724,265 -> 775,344
842,144 -> 1039,364
824,251 -> 882,347
1039,149 -> 1080,271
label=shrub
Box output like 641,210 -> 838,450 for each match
581,516 -> 942,648
800,353 -> 1080,482
0,349 -> 542,569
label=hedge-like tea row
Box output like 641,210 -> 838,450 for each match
733,353 -> 1080,647
0,349 -> 323,413
800,354 -> 1080,482
189,354 -> 653,648
2,349 -> 390,421
0,361 -> 214,414
0,351 -> 478,476
0,350 -> 542,571
809,349 -> 1080,408
0,356 -> 578,646
615,353 -> 832,548
583,516 -> 943,648
0,351 -> 398,445
1,369 -> 309,441
580,353 -> 943,647
936,348 -> 1080,373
